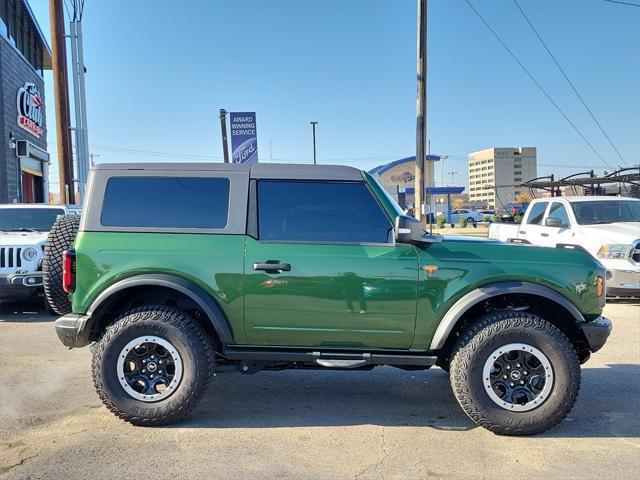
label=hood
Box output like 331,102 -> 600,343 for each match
443,235 -> 498,243
579,222 -> 640,244
0,231 -> 48,246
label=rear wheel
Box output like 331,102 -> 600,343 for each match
449,311 -> 580,435
92,306 -> 214,426
42,214 -> 80,315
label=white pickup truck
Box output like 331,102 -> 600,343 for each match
489,196 -> 640,297
0,204 -> 80,302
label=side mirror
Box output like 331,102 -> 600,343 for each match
395,216 -> 443,245
395,215 -> 423,244
545,217 -> 567,228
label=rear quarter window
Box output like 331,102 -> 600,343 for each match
100,177 -> 230,228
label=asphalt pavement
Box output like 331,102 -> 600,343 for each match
0,299 -> 638,480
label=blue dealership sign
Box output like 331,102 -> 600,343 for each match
230,112 -> 259,164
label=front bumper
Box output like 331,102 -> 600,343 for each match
607,269 -> 640,297
0,272 -> 43,299
55,313 -> 93,348
582,316 -> 612,353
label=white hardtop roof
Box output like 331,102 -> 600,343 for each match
532,196 -> 639,203
0,204 -> 74,209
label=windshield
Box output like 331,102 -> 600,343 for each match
571,200 -> 640,225
0,208 -> 65,232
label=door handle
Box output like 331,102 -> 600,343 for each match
520,230 -> 527,234
253,262 -> 291,272
541,233 -> 549,237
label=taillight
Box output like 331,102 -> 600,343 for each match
62,249 -> 76,293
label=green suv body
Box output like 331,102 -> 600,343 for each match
51,162 -> 611,435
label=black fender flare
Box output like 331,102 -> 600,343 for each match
429,281 -> 585,350
87,274 -> 235,345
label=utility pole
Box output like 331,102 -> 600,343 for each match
49,0 -> 75,204
310,121 -> 318,164
414,0 -> 427,222
69,13 -> 89,202
220,109 -> 230,163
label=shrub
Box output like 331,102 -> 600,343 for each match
436,216 -> 446,228
483,215 -> 492,223
513,215 -> 522,224
492,215 -> 502,223
459,216 -> 468,228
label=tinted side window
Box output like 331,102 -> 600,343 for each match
258,181 -> 391,243
548,203 -> 570,226
527,202 -> 548,225
101,177 -> 229,228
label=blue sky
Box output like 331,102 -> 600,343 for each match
28,0 -> 639,192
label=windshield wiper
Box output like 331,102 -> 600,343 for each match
6,227 -> 39,232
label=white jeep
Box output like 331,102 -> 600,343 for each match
0,204 -> 80,302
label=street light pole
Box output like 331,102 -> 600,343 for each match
440,155 -> 449,186
448,171 -> 458,185
310,121 -> 318,164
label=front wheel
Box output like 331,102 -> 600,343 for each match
449,311 -> 580,436
92,306 -> 214,426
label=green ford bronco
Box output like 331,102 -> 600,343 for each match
47,162 -> 611,435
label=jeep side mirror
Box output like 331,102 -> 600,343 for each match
545,217 -> 567,228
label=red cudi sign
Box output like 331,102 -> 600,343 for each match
17,82 -> 44,138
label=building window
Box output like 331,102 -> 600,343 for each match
0,0 -> 8,38
0,0 -> 44,75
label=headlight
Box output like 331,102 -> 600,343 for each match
597,244 -> 632,259
22,247 -> 38,262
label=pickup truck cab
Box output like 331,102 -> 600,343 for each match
489,196 -> 640,296
0,203 -> 80,301
47,163 -> 611,435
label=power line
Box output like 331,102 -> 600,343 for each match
464,0 -> 612,169
513,0 -> 627,166
91,144 -> 222,159
87,144 -> 418,163
602,0 -> 640,7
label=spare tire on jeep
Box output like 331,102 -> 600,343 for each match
43,214 -> 81,315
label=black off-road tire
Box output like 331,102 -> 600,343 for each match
42,214 -> 80,315
92,306 -> 214,426
449,311 -> 581,436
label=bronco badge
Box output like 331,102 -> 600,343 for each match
423,265 -> 439,277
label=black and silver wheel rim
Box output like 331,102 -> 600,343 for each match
116,336 -> 183,402
482,343 -> 554,412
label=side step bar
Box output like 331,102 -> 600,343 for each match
221,348 -> 437,368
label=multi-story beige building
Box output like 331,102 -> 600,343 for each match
468,147 -> 537,207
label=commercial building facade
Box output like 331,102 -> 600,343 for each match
0,0 -> 52,203
369,155 -> 440,209
468,147 -> 537,207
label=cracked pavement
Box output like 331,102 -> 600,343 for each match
0,300 -> 639,479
